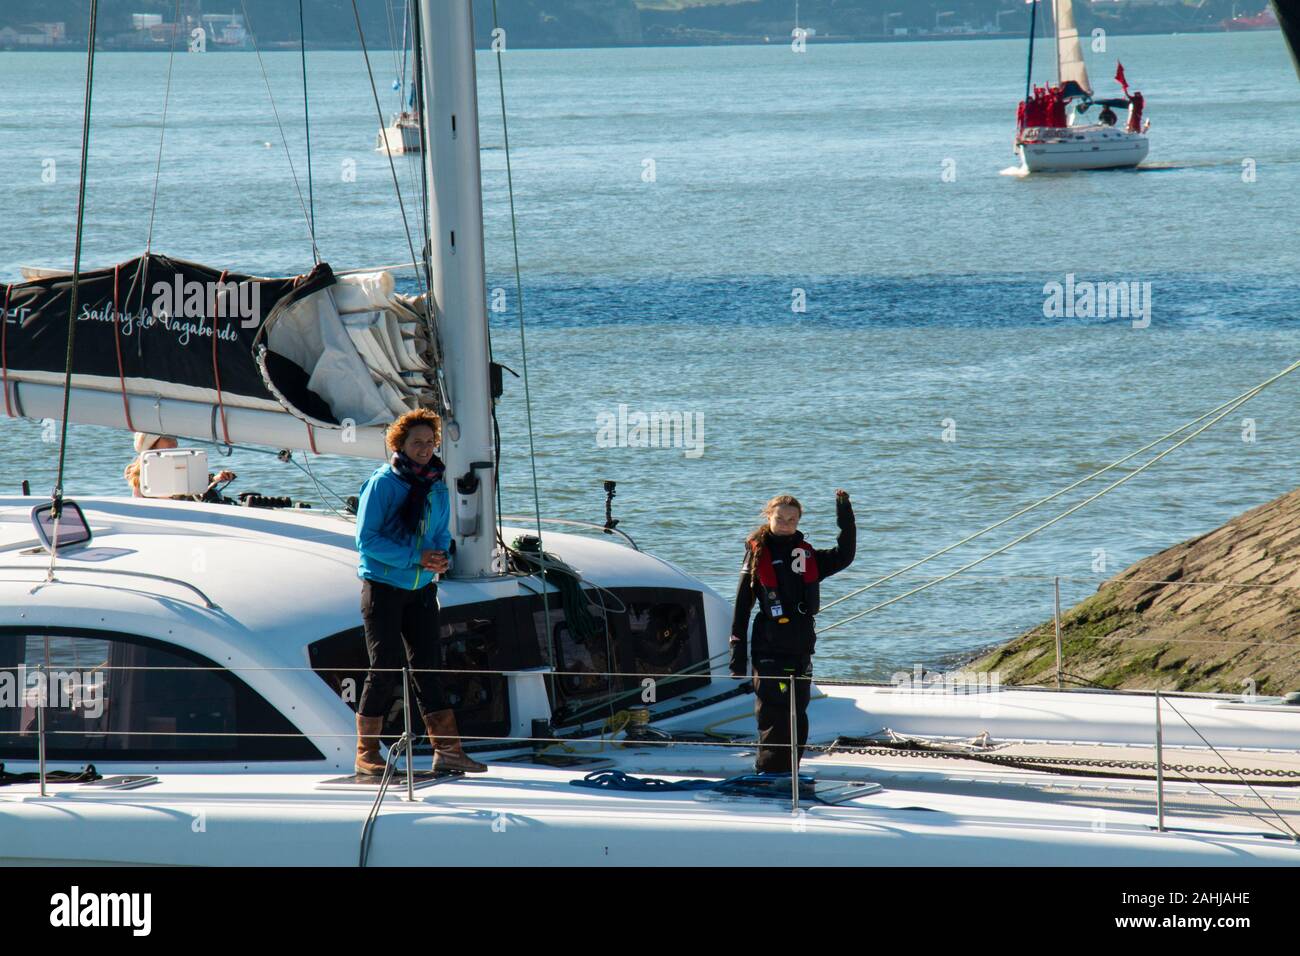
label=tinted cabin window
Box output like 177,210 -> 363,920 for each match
525,588 -> 711,727
530,597 -> 616,725
309,601 -> 516,745
0,630 -> 320,761
307,588 -> 713,734
623,594 -> 709,688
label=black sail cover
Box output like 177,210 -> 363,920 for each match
2,254 -> 336,419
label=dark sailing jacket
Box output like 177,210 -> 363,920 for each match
730,495 -> 856,673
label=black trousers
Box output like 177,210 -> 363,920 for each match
752,655 -> 812,774
358,579 -> 448,720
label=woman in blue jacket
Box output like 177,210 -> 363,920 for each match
353,408 -> 487,775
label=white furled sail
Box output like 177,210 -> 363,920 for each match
1053,0 -> 1092,96
0,255 -> 443,459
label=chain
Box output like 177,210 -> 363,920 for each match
818,741 -> 1300,784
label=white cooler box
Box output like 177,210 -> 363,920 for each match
139,449 -> 209,497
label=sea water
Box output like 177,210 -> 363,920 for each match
1,32 -> 1297,680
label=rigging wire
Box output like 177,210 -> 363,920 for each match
298,0 -> 316,242
1161,696 -> 1300,841
350,0 -> 429,300
820,358 -> 1300,617
383,0 -> 403,95
240,0 -> 319,264
295,449 -> 354,516
49,0 -> 100,583
820,358 -> 1300,633
490,0 -> 555,667
144,0 -> 182,254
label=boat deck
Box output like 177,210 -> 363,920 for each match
4,738 -> 1299,865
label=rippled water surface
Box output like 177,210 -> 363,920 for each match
1,33 -> 1297,679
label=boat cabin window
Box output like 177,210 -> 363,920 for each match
0,629 -> 322,761
526,587 -> 710,727
308,587 -> 712,734
309,600 -> 518,746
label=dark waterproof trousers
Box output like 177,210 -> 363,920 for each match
358,578 -> 448,719
752,655 -> 812,774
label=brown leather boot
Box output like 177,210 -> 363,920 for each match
423,710 -> 488,773
355,713 -> 388,775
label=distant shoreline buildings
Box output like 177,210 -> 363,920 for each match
0,2 -> 1283,52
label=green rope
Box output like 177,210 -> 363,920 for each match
52,0 -> 99,520
491,0 -> 555,669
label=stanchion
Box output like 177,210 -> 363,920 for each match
790,671 -> 799,813
402,665 -> 415,801
37,657 -> 47,798
1154,691 -> 1166,832
1054,576 -> 1063,690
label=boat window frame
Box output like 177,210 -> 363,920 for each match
307,597 -> 527,744
0,626 -> 324,762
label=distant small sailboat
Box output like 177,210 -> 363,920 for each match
375,0 -> 422,154
376,110 -> 422,154
1014,0 -> 1149,172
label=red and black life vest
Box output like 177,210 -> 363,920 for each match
750,533 -> 820,656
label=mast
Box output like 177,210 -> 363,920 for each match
1025,0 -> 1037,108
418,0 -> 498,579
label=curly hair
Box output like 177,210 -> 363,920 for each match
386,407 -> 443,453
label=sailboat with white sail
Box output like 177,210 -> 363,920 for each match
2,0 -> 1300,867
375,0 -> 422,154
1015,0 -> 1150,172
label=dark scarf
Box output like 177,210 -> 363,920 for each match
390,450 -> 444,535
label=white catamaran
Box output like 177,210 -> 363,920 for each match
2,1 -> 1298,867
1015,0 -> 1150,172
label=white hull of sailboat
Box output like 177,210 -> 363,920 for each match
1018,127 -> 1149,172
375,122 -> 422,154
5,762 -> 1299,867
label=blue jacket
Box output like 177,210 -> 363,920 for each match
355,463 -> 451,590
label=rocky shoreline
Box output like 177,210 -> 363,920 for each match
969,487 -> 1300,695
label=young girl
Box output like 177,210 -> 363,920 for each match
353,408 -> 486,775
731,490 -> 855,774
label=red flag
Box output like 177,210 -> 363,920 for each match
1115,62 -> 1130,95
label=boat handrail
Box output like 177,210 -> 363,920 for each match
0,565 -> 219,609
499,514 -> 640,550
